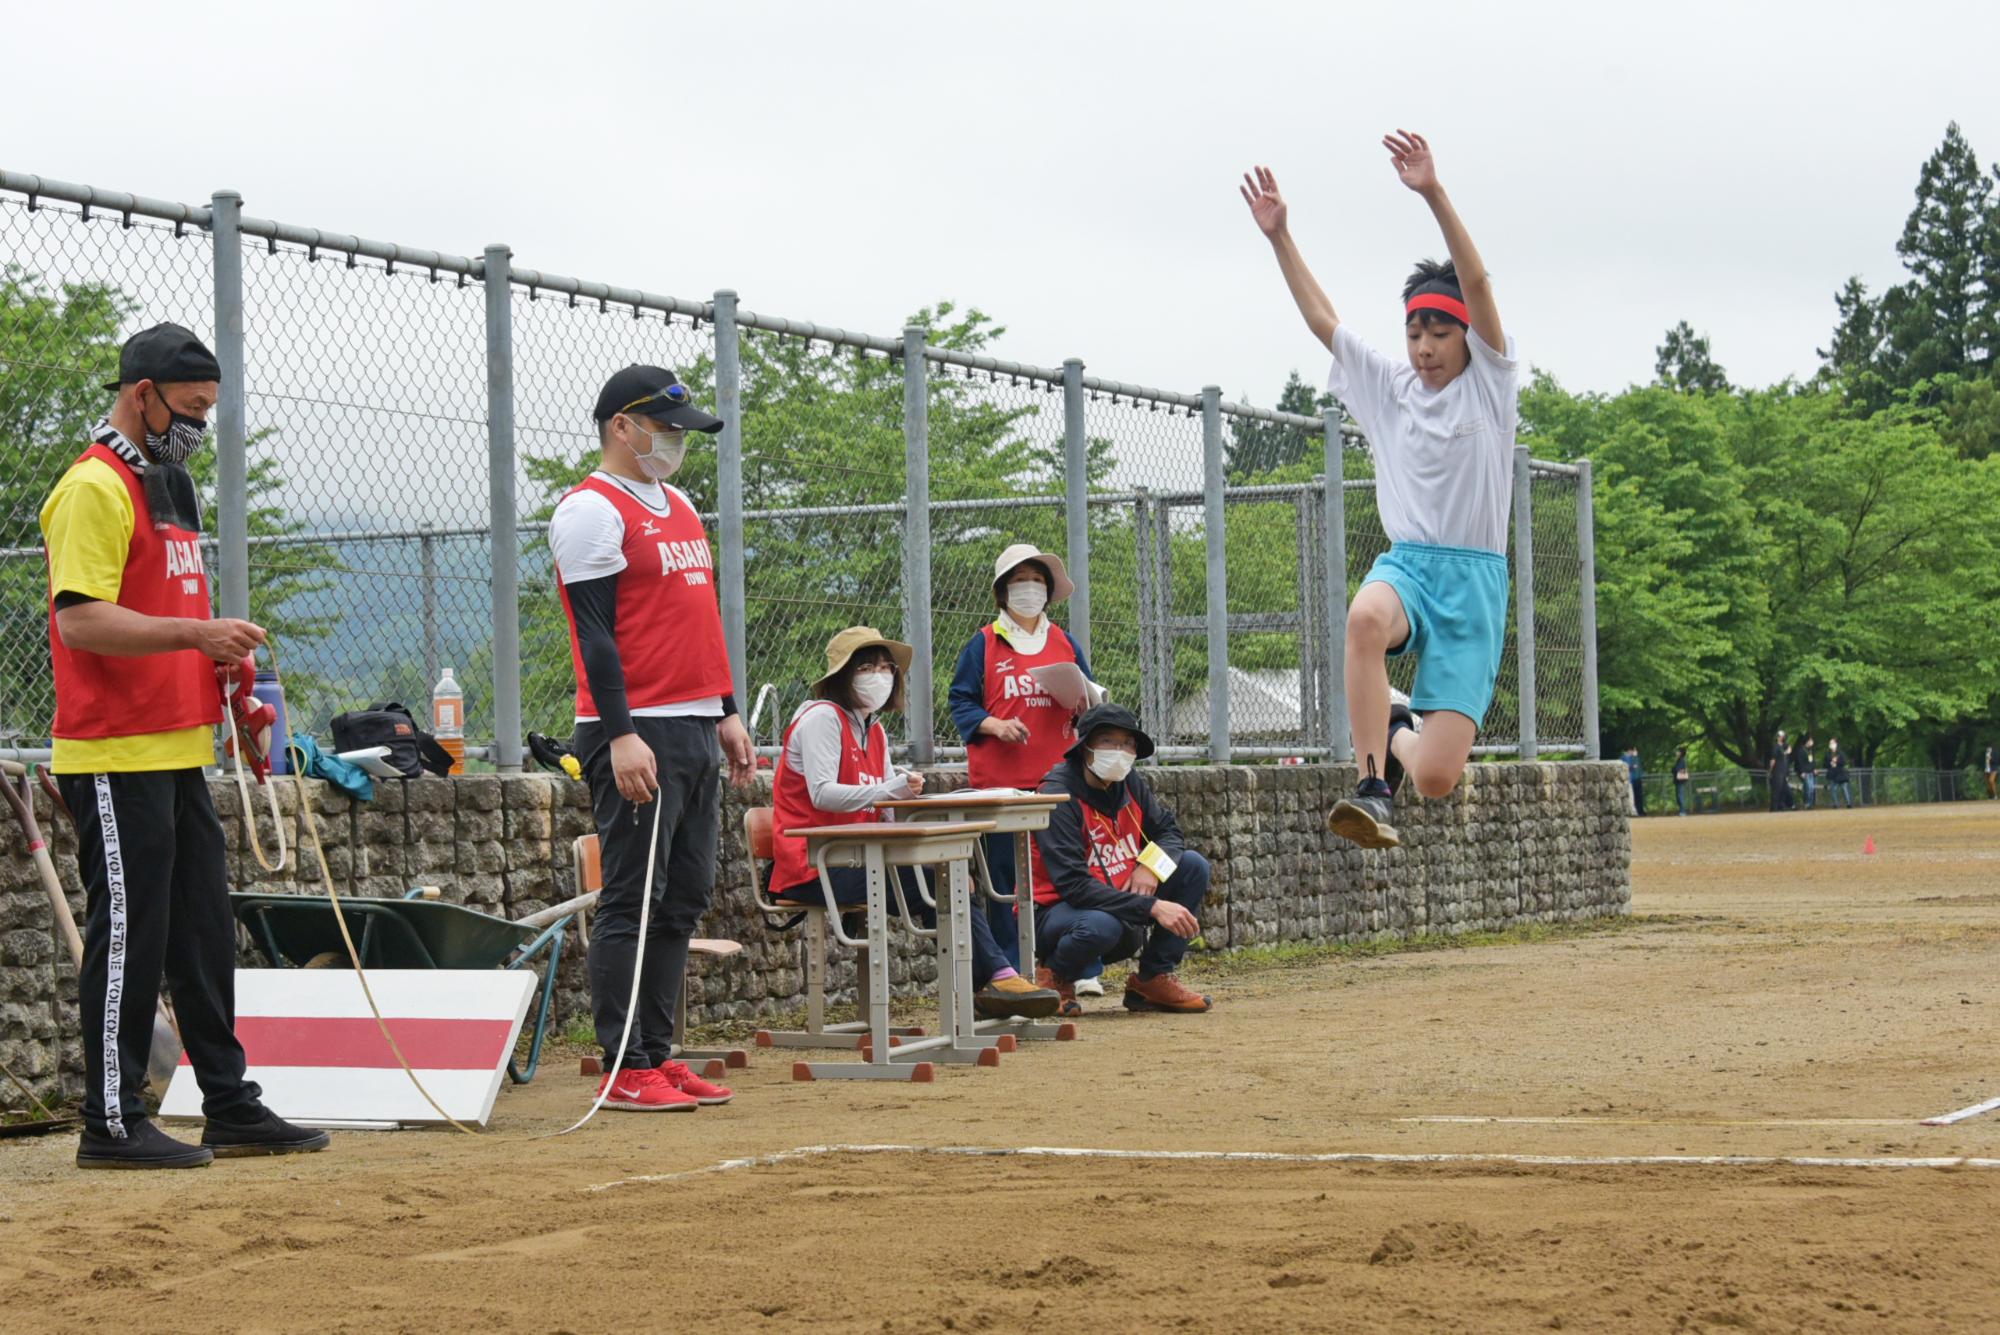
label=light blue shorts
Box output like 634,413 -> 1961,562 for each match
1360,542 -> 1510,726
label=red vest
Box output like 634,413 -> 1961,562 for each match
1028,792 -> 1149,906
556,476 -> 733,718
47,445 -> 220,740
770,702 -> 889,894
965,622 -> 1081,789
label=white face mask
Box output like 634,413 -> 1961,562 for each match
1006,582 -> 1049,620
1088,748 -> 1135,783
852,669 -> 894,713
630,423 -> 687,481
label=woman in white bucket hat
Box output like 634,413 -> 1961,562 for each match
948,543 -> 1101,979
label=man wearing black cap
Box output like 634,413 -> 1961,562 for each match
549,365 -> 756,1110
39,323 -> 328,1168
1025,704 -> 1214,1015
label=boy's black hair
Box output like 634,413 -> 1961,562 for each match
1402,258 -> 1466,331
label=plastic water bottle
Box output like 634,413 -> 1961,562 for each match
432,667 -> 465,776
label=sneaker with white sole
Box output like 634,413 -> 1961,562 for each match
599,1066 -> 697,1111
656,1059 -> 733,1106
1328,757 -> 1401,849
1073,976 -> 1105,997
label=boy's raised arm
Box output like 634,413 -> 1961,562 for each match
1242,166 -> 1339,352
1384,130 -> 1504,352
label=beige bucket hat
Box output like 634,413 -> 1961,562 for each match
811,625 -> 915,695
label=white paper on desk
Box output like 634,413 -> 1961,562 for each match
1028,663 -> 1106,711
929,787 -> 1034,801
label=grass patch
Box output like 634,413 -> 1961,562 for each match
1167,913 -> 1648,983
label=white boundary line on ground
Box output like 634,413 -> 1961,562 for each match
1399,1116 -> 1913,1128
1920,1096 -> 2000,1127
584,1143 -> 2000,1193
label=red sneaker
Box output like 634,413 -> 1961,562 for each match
657,1059 -> 733,1106
598,1066 -> 697,1111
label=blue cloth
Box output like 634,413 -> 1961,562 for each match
982,830 -> 1099,980
286,735 -> 374,802
1036,849 -> 1210,981
1361,542 -> 1509,724
948,625 -> 1095,742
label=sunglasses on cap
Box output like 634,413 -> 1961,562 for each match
619,383 -> 692,417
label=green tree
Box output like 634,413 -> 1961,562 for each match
1226,370 -> 1338,479
1889,122 -> 1993,381
516,304 -> 1095,745
0,268 -> 337,743
1654,321 -> 1730,393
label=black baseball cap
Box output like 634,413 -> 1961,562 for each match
103,322 -> 222,391
591,365 -> 724,434
1066,703 -> 1157,761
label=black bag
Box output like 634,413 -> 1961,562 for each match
330,702 -> 455,778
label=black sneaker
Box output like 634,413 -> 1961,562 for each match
201,1107 -> 332,1158
76,1119 -> 213,1171
1328,759 -> 1401,849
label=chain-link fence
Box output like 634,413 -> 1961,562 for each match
0,167 -> 1599,766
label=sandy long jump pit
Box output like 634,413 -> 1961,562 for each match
1,802 -> 1996,1331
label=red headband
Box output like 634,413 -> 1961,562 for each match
1405,292 -> 1470,324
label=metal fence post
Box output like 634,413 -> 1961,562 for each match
483,244 -> 522,771
902,327 -> 935,764
1202,386 -> 1228,763
1322,410 -> 1350,762
714,289 -> 748,700
1513,446 -> 1537,759
211,190 -> 249,623
1063,358 -> 1090,660
1576,458 -> 1600,760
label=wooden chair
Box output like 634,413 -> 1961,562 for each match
569,833 -> 748,1077
746,806 -> 925,1051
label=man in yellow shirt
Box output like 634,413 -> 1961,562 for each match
42,322 -> 327,1169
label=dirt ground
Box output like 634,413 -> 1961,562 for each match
2,801 -> 1997,1332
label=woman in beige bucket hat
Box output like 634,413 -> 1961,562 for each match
770,626 -> 1058,1020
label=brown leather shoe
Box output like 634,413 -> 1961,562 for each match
1122,972 -> 1212,1013
974,973 -> 1061,1020
1035,966 -> 1082,1018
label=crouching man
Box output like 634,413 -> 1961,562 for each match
1027,704 -> 1212,1015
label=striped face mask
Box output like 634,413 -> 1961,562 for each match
142,388 -> 210,465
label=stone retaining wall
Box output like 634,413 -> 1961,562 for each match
1,762 -> 1631,1107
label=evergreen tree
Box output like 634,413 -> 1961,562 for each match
1654,320 -> 1730,393
1883,123 -> 1994,389
1226,370 -> 1338,479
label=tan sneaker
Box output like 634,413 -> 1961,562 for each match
973,973 -> 1061,1020
1122,972 -> 1212,1013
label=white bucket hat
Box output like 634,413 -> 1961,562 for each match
992,543 -> 1075,604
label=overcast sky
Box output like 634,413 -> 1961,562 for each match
8,0 -> 1997,404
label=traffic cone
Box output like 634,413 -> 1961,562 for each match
1863,836 -> 1876,855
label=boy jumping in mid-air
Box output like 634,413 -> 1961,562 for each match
1243,130 -> 1518,848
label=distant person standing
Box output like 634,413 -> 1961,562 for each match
1672,746 -> 1691,816
1799,736 -> 1818,810
1825,738 -> 1853,809
1621,745 -> 1645,815
1768,730 -> 1792,812
1985,745 -> 1997,800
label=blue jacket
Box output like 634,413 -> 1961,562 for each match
948,623 -> 1095,742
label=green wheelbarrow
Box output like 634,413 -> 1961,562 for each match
230,888 -> 579,1083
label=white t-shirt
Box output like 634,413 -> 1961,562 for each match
1326,322 -> 1519,554
548,470 -> 723,721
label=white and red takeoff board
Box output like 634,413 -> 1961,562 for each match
161,969 -> 535,1128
